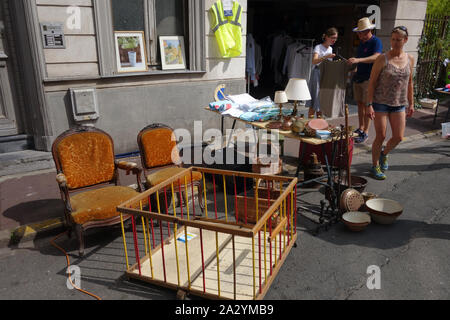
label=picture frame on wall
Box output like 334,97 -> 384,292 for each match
114,31 -> 148,73
159,36 -> 186,70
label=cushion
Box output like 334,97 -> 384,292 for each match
57,132 -> 115,189
141,128 -> 181,168
146,167 -> 202,188
70,186 -> 139,225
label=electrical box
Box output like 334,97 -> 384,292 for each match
70,88 -> 99,123
40,23 -> 66,49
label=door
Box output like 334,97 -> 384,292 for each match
0,1 -> 18,136
0,54 -> 17,136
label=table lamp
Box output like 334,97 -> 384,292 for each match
285,78 -> 311,117
274,90 -> 288,120
266,91 -> 288,130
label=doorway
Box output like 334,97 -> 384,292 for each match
0,0 -> 22,137
246,0 -> 379,99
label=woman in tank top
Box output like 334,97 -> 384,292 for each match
366,26 -> 415,180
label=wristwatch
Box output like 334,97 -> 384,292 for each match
366,102 -> 373,107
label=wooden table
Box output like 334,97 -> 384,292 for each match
206,107 -> 338,146
206,107 -> 354,172
433,89 -> 450,124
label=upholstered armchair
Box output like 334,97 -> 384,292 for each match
52,126 -> 143,256
137,123 -> 204,210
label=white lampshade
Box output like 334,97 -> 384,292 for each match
285,78 -> 311,101
274,91 -> 288,104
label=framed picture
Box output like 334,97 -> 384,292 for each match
159,36 -> 186,70
114,31 -> 148,73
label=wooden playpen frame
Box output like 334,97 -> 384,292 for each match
117,167 -> 298,300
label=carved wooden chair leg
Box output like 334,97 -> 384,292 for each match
125,218 -> 134,231
197,183 -> 205,213
67,226 -> 73,239
179,189 -> 186,208
64,216 -> 73,239
175,191 -> 181,208
76,224 -> 85,257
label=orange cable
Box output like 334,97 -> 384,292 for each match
50,231 -> 102,300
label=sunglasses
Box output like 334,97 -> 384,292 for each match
392,26 -> 408,36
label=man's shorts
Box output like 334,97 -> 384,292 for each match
353,80 -> 369,104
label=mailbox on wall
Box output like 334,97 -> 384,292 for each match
70,88 -> 99,123
40,23 -> 66,49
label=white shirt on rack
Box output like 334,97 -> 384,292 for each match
283,43 -> 312,80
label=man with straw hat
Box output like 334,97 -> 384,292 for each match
348,17 -> 383,144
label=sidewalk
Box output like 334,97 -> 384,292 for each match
0,107 -> 447,248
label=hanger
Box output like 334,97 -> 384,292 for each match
296,44 -> 307,53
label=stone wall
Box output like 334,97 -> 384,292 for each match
379,0 -> 428,68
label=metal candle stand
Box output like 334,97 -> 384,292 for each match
296,125 -> 348,235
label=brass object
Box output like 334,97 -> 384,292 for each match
278,103 -> 283,120
281,115 -> 294,131
304,153 -> 325,187
361,192 -> 378,211
266,121 -> 283,130
340,188 -> 364,213
339,103 -> 360,213
292,101 -> 299,117
291,114 -> 307,134
362,192 -> 377,203
330,126 -> 342,138
304,122 -> 316,137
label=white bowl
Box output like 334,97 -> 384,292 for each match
366,198 -> 403,225
342,211 -> 371,231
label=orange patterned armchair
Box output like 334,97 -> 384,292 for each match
137,123 -> 204,210
52,127 -> 143,256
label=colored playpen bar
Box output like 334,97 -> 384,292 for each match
117,167 -> 298,300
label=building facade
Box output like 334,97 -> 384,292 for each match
0,0 -> 427,155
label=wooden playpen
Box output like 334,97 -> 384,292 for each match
117,167 -> 298,300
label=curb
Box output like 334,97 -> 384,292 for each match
1,218 -> 65,249
0,129 -> 443,249
352,129 -> 442,156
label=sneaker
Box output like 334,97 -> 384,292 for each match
371,165 -> 386,180
355,132 -> 369,143
354,128 -> 363,135
379,150 -> 389,171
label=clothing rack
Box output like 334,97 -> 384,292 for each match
285,38 -> 314,83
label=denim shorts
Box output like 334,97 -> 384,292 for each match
373,103 -> 406,113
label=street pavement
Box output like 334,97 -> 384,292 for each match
0,134 -> 448,300
267,135 -> 450,300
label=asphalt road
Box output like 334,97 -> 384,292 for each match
0,136 -> 448,301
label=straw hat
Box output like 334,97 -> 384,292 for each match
353,17 -> 376,32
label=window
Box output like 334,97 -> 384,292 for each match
94,0 -> 204,76
110,0 -> 190,69
111,0 -> 145,32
